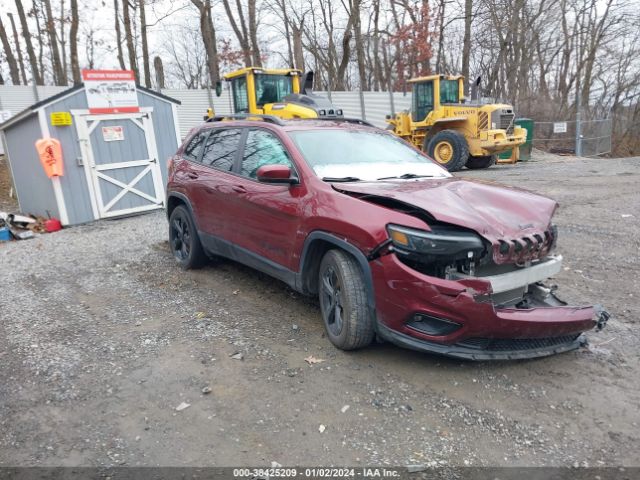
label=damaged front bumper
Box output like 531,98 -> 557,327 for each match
371,254 -> 609,360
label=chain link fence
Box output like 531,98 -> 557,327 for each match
532,117 -> 612,157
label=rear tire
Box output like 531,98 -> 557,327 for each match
318,249 -> 375,350
168,205 -> 207,270
426,130 -> 469,172
465,155 -> 496,170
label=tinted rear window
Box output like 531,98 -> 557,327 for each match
201,129 -> 242,171
183,131 -> 208,162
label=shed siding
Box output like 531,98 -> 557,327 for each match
3,115 -> 59,218
138,92 -> 178,186
43,89 -> 96,224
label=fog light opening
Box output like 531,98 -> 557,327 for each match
407,314 -> 461,336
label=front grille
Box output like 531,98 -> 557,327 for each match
495,228 -> 554,262
458,334 -> 581,352
500,112 -> 515,134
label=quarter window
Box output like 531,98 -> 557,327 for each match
201,129 -> 242,171
241,129 -> 293,179
183,130 -> 208,162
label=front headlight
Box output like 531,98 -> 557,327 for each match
387,224 -> 486,263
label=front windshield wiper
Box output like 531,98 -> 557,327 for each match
322,176 -> 362,182
377,173 -> 435,180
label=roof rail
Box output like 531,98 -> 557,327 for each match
299,117 -> 377,128
206,114 -> 285,126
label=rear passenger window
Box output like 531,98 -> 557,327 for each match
183,130 -> 208,162
201,129 -> 242,171
241,129 -> 293,179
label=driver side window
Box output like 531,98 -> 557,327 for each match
241,129 -> 293,179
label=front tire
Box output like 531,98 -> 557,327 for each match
426,130 -> 469,172
318,249 -> 375,350
168,205 -> 207,269
465,154 -> 496,170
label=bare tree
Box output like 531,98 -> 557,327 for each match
153,55 -> 165,89
69,0 -> 81,83
122,0 -> 139,80
7,13 -> 28,84
190,0 -> 221,86
43,0 -> 67,85
139,0 -> 151,87
114,0 -> 126,69
461,0 -> 472,93
222,0 -> 261,67
14,0 -> 43,84
0,15 -> 21,84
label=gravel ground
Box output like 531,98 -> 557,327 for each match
0,152 -> 639,468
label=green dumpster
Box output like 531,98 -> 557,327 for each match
498,117 -> 534,161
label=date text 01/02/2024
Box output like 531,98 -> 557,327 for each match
232,467 -> 402,478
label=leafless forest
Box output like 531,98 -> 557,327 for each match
0,0 -> 638,155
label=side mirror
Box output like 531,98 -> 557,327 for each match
215,81 -> 222,97
256,165 -> 297,184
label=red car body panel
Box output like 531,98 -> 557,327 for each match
167,120 -> 607,360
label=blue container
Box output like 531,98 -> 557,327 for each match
0,227 -> 11,241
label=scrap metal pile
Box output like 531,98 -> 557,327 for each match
0,212 -> 61,242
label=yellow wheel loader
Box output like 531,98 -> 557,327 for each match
204,67 -> 343,121
386,75 -> 526,171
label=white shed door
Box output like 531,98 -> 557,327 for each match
76,110 -> 164,219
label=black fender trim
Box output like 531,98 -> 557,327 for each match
166,192 -> 200,228
298,231 -> 377,321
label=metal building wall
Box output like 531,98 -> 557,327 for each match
43,89 -> 96,224
2,114 -> 59,218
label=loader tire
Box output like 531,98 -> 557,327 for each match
465,155 -> 496,170
426,130 -> 469,172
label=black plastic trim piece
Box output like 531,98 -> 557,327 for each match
199,232 -> 298,289
298,231 -> 377,320
376,322 -> 587,361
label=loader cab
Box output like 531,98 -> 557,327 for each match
226,67 -> 301,114
410,75 -> 465,122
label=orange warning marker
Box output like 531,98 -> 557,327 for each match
35,138 -> 64,177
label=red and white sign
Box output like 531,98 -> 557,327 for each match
102,126 -> 125,142
82,70 -> 139,114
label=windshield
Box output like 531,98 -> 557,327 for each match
255,74 -> 293,106
288,129 -> 451,181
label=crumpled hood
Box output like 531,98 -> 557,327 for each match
333,177 -> 558,242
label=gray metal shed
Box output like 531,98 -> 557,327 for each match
0,84 -> 181,225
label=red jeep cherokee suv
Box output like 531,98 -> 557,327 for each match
166,115 -> 608,360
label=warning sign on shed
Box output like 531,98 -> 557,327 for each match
102,126 -> 125,142
82,70 -> 139,114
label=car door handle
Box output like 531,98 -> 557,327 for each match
186,172 -> 199,179
231,185 -> 247,193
